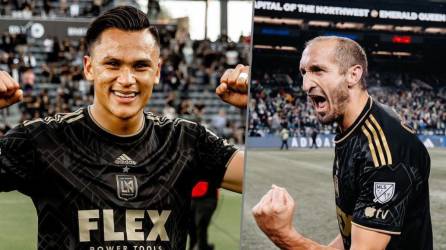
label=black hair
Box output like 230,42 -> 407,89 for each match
85,5 -> 160,55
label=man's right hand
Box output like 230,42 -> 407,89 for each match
0,71 -> 23,108
252,185 -> 301,248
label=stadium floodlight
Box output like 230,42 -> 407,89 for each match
425,27 -> 446,34
254,16 -> 304,25
371,24 -> 394,31
308,20 -> 331,27
335,22 -> 364,30
395,26 -> 422,33
392,51 -> 412,56
254,45 -> 297,52
373,51 -> 392,55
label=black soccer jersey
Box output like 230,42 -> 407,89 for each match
333,97 -> 432,250
0,107 -> 238,250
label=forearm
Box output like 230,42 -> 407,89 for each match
221,150 -> 244,193
270,229 -> 340,250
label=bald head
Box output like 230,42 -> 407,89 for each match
304,36 -> 368,89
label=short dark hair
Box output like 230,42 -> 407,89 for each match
305,36 -> 368,89
85,6 -> 160,55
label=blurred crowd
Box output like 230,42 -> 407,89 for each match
0,0 -> 110,18
249,70 -> 446,137
0,19 -> 249,144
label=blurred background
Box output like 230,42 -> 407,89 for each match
242,0 -> 446,249
0,1 -> 252,249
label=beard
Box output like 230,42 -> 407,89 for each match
316,83 -> 349,125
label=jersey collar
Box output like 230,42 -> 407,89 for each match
334,96 -> 373,145
84,107 -> 148,144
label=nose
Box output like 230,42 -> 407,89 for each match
117,68 -> 136,85
302,74 -> 316,94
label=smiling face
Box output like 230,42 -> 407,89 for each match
300,40 -> 350,125
84,28 -> 160,121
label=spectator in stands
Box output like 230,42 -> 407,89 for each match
162,100 -> 176,120
90,0 -> 102,16
69,0 -> 80,17
211,108 -> 227,136
0,51 -> 8,71
58,0 -> 68,16
21,67 -> 35,92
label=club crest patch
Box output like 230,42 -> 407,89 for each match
373,182 -> 395,204
116,175 -> 138,201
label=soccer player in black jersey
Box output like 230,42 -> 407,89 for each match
252,36 -> 432,249
0,6 -> 248,250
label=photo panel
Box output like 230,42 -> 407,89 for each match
242,0 -> 446,249
0,1 -> 253,249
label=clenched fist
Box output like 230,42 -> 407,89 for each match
252,185 -> 300,248
216,64 -> 249,109
0,71 -> 23,108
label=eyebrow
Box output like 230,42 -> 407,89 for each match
309,64 -> 326,71
300,63 -> 327,73
101,56 -> 153,65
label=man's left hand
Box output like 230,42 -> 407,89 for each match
216,64 -> 249,109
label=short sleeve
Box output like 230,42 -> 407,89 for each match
0,124 -> 38,194
352,163 -> 414,235
195,124 -> 238,187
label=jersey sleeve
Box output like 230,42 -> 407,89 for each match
195,123 -> 238,187
0,124 -> 39,195
351,162 -> 415,235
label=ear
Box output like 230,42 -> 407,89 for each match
154,59 -> 162,85
83,55 -> 94,81
346,65 -> 363,88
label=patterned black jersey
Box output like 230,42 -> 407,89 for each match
0,107 -> 238,250
333,97 -> 432,250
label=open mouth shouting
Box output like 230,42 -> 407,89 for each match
308,92 -> 328,113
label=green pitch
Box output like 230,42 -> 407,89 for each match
241,148 -> 446,250
0,190 -> 241,250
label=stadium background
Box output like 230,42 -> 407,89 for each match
242,0 -> 446,249
0,0 -> 252,249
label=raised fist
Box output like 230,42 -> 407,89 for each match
0,71 -> 23,108
252,185 -> 298,246
216,64 -> 249,109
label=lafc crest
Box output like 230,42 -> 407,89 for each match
116,175 -> 138,201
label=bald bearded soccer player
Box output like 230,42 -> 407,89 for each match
252,36 -> 432,250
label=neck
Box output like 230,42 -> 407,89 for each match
340,89 -> 369,131
89,104 -> 144,136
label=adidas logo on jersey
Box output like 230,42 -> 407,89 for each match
114,154 -> 136,165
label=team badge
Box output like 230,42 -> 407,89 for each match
116,175 -> 138,201
373,182 -> 395,204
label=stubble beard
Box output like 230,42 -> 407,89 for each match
316,84 -> 349,125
